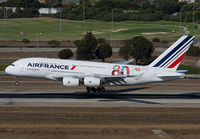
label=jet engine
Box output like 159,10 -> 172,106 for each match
63,77 -> 79,87
84,77 -> 101,87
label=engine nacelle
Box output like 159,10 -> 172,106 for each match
84,77 -> 100,87
63,77 -> 79,87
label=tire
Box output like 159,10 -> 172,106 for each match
101,87 -> 105,92
15,81 -> 19,85
86,87 -> 91,93
91,87 -> 96,92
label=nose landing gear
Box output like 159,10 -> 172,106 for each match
86,87 -> 105,93
15,77 -> 19,85
15,81 -> 19,85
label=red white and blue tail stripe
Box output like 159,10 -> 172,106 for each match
149,35 -> 195,71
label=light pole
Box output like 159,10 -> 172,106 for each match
83,1 -> 85,22
36,32 -> 39,48
180,11 -> 182,35
59,11 -> 62,32
3,0 -> 7,32
193,2 -> 195,34
4,7 -> 6,32
111,9 -> 113,47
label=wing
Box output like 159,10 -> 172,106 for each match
114,59 -> 134,64
47,73 -> 138,86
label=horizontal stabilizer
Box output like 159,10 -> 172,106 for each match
176,70 -> 188,73
157,73 -> 184,80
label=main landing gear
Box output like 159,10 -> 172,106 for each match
86,87 -> 105,93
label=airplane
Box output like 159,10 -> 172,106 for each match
5,35 -> 195,92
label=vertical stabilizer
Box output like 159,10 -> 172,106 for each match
149,35 -> 195,71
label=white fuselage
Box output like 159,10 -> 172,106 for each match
5,58 -> 183,87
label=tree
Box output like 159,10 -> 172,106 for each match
96,42 -> 112,62
48,40 -> 60,48
0,8 -> 5,19
33,0 -> 41,9
22,8 -> 39,18
14,7 -> 23,18
130,36 -> 154,64
119,36 -> 154,64
22,38 -> 30,46
76,32 -> 97,60
155,0 -> 180,14
97,38 -> 106,44
58,49 -> 73,59
119,42 -> 131,60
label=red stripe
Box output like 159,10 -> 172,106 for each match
70,66 -> 76,70
168,51 -> 187,68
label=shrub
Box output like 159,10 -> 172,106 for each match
152,38 -> 160,42
22,38 -> 30,46
58,49 -> 73,59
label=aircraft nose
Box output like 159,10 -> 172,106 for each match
5,66 -> 12,74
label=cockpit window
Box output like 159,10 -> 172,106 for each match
11,64 -> 15,66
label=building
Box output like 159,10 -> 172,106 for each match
39,8 -> 62,14
179,0 -> 195,3
148,0 -> 155,5
0,7 -> 23,12
0,0 -> 7,3
38,0 -> 45,3
38,0 -> 80,5
62,0 -> 80,5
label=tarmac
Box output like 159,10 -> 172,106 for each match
0,84 -> 199,107
0,73 -> 199,107
0,78 -> 200,138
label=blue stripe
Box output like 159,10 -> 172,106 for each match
162,39 -> 193,68
160,37 -> 194,68
153,36 -> 192,67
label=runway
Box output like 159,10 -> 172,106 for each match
0,89 -> 199,107
0,77 -> 199,107
0,79 -> 200,138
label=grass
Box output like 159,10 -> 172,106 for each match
0,65 -> 8,71
0,17 -> 198,41
119,28 -> 169,33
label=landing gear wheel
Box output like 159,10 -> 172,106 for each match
15,81 -> 19,85
86,87 -> 105,93
101,87 -> 105,92
91,87 -> 96,92
97,87 -> 105,93
97,87 -> 101,93
86,87 -> 91,93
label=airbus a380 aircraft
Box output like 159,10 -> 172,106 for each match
5,35 -> 195,92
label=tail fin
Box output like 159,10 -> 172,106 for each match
149,35 -> 195,71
